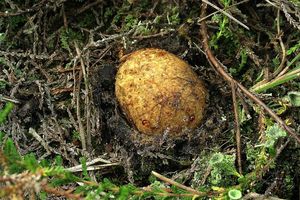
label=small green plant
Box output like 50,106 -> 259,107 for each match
0,102 -> 14,124
209,153 -> 242,185
264,123 -> 287,156
124,14 -> 138,31
285,91 -> 300,107
209,0 -> 235,51
228,189 -> 242,200
0,32 -> 5,44
60,28 -> 83,53
168,6 -> 180,25
230,48 -> 248,75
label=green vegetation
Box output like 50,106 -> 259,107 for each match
0,0 -> 299,199
0,102 -> 14,124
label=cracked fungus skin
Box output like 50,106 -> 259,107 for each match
115,48 -> 207,137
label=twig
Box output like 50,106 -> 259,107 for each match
200,165 -> 212,185
198,0 -> 250,23
67,163 -> 120,172
278,49 -> 300,78
75,0 -> 103,16
200,3 -> 300,144
151,171 -> 204,196
28,128 -> 51,155
231,81 -> 242,174
73,52 -> 86,151
272,9 -> 287,78
90,44 -> 113,68
201,0 -> 249,30
67,156 -> 116,172
132,29 -> 175,40
62,3 -> 68,29
0,95 -> 20,104
74,42 -> 92,151
260,139 -> 290,177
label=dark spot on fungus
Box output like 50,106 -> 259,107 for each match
189,115 -> 195,122
157,51 -> 167,57
142,119 -> 150,127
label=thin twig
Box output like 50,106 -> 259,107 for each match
75,43 -> 92,151
62,3 -> 68,29
67,156 -> 116,172
200,165 -> 212,185
75,0 -> 103,16
0,95 -> 20,104
151,171 -> 204,196
28,128 -> 51,155
260,139 -> 290,177
198,0 -> 250,23
201,0 -> 249,30
200,3 -> 300,144
68,163 -> 120,172
272,9 -> 287,78
73,52 -> 86,151
231,81 -> 242,174
132,29 -> 175,40
277,51 -> 300,78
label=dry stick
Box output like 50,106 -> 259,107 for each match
202,0 -> 249,30
231,81 -> 242,174
75,43 -> 92,151
29,128 -> 51,155
74,54 -> 87,151
198,0 -> 250,23
272,9 -> 287,78
75,0 -> 103,16
62,3 -> 68,29
0,95 -> 20,104
68,163 -> 120,172
151,171 -> 205,196
200,3 -> 300,144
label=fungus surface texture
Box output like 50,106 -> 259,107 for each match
115,48 -> 207,136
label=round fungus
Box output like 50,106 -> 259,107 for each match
115,48 -> 207,137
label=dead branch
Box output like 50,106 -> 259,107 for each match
231,81 -> 242,174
